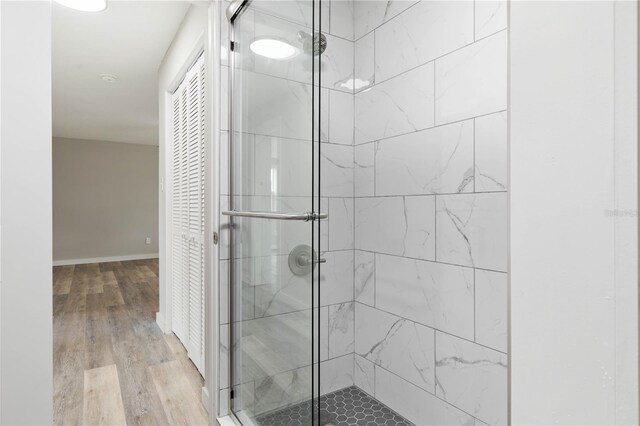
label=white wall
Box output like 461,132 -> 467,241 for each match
510,1 -> 638,424
53,137 -> 159,263
0,1 -> 53,424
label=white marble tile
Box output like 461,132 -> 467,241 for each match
330,0 -> 354,40
475,0 -> 507,40
319,305 -> 330,362
250,0 -> 325,29
320,250 -> 354,306
328,302 -> 355,358
254,135 -> 312,197
220,11 -> 229,67
321,143 -> 354,198
220,131 -> 229,195
354,250 -> 375,306
353,0 -> 419,40
254,255 -> 312,317
221,66 -> 229,131
375,365 -> 475,425
231,196 -> 313,258
355,62 -> 435,144
321,354 -> 354,394
320,88 -> 330,143
244,71 -> 313,141
219,387 -> 230,418
354,354 -> 375,395
354,143 -> 375,197
322,33 -> 354,93
219,195 -> 230,260
435,30 -> 507,125
375,119 -> 475,196
220,324 -> 230,389
375,254 -> 474,340
374,1 -> 473,83
355,303 -> 435,392
435,193 -> 507,271
329,90 -> 354,145
475,269 -> 507,353
354,31 -> 375,92
220,260 -> 230,324
242,310 -> 313,381
435,332 -> 508,425
328,198 -> 354,251
355,196 -> 436,260
475,111 -> 507,192
320,197 -> 329,250
252,365 -> 312,415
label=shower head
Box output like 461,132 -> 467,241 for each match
297,30 -> 327,56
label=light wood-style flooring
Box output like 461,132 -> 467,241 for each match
53,259 -> 209,425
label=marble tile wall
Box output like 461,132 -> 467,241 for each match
352,1 -> 508,425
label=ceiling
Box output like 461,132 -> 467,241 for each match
53,1 -> 190,146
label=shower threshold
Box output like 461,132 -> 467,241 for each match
255,386 -> 414,426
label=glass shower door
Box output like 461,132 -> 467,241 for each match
226,1 -> 324,424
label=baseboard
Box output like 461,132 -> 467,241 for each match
156,311 -> 169,333
52,253 -> 159,266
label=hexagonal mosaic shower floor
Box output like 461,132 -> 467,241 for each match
255,386 -> 414,426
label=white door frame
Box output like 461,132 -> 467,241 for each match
159,3 -> 220,418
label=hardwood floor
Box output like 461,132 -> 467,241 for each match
53,259 -> 208,426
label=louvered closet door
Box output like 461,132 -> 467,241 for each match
170,54 -> 206,375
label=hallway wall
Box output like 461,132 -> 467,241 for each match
0,1 -> 53,424
53,137 -> 159,264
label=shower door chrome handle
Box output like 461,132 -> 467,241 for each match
222,210 -> 328,221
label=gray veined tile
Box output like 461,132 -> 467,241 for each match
353,0 -> 419,41
435,193 -> 508,272
253,255 -> 312,318
375,365 -> 475,426
320,354 -> 354,394
355,196 -> 436,260
354,31 -> 375,92
475,269 -> 507,353
321,33 -> 355,93
475,0 -> 507,40
252,365 -> 312,415
328,197 -> 354,251
354,142 -> 375,197
374,0 -> 474,83
319,250 -> 354,306
475,111 -> 507,192
354,250 -> 375,306
375,254 -> 474,340
328,302 -> 355,358
375,119 -> 475,196
329,90 -> 354,145
435,332 -> 507,425
320,143 -> 354,198
355,61 -> 435,144
435,30 -> 507,126
354,354 -> 375,395
355,303 -> 435,392
330,0 -> 355,40
220,324 -> 230,389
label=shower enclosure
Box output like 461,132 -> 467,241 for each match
221,0 -> 509,425
224,0 -> 326,424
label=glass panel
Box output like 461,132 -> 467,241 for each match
228,1 -> 323,424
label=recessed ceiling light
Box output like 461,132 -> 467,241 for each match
250,37 -> 298,60
54,0 -> 107,12
100,74 -> 118,83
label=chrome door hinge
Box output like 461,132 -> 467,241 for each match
213,231 -> 219,245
